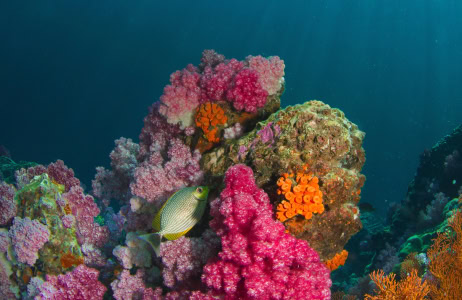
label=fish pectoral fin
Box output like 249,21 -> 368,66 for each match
138,233 -> 162,256
164,226 -> 194,241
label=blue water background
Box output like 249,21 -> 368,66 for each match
1,0 -> 461,217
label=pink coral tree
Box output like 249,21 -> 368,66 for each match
202,164 -> 331,299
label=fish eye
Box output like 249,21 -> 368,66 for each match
196,187 -> 203,193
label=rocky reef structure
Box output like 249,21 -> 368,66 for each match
201,100 -> 366,261
1,50 -> 367,299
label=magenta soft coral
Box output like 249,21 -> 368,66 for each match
200,58 -> 244,102
202,164 -> 331,299
225,68 -> 268,113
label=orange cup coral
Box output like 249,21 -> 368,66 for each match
195,102 -> 227,143
276,166 -> 324,222
325,249 -> 348,271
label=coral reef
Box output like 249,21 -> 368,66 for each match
1,50 -> 372,299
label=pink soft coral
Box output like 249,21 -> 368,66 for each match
158,64 -> 202,128
202,164 -> 331,299
200,58 -> 244,102
225,68 -> 268,113
247,55 -> 285,95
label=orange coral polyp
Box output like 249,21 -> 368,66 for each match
276,168 -> 324,222
325,250 -> 348,271
195,102 -> 227,143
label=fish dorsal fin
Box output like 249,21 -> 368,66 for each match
152,189 -> 182,231
164,225 -> 194,241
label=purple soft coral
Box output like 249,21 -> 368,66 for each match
8,217 -> 49,266
130,138 -> 203,205
202,164 -> 331,299
36,264 -> 107,300
0,182 -> 16,226
63,186 -> 109,248
159,230 -> 220,289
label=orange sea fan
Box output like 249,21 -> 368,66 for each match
426,208 -> 462,299
365,269 -> 429,300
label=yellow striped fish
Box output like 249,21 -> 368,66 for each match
139,186 -> 209,256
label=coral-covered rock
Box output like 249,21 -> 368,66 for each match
201,100 -> 366,260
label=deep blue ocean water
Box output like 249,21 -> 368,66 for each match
1,0 -> 461,217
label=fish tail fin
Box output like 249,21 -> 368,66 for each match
138,233 -> 162,256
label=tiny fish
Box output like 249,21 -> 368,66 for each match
358,202 -> 375,213
139,186 -> 209,256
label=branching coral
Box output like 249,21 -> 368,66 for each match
426,207 -> 462,299
276,166 -> 324,222
364,269 -> 429,300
